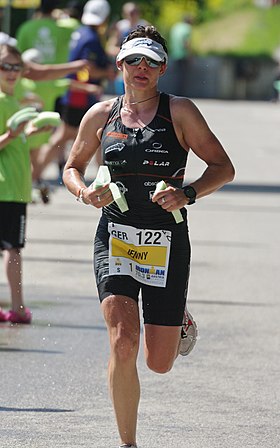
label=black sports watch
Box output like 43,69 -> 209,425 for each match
183,185 -> 197,205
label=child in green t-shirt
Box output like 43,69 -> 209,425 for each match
0,44 -> 50,324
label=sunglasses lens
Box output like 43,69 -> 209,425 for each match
0,63 -> 22,72
124,55 -> 161,68
147,58 -> 161,68
125,56 -> 142,66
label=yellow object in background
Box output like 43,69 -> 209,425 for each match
77,68 -> 89,82
0,0 -> 40,7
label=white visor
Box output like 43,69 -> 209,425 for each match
117,38 -> 168,64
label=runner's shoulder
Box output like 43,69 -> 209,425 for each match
169,94 -> 196,110
169,94 -> 202,122
82,96 -> 117,127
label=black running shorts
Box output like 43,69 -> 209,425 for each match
94,215 -> 191,326
61,105 -> 89,128
0,202 -> 27,249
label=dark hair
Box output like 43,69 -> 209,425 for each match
0,44 -> 22,63
40,0 -> 59,14
122,25 -> 168,55
66,0 -> 84,19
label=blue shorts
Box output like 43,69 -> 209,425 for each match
0,202 -> 27,249
94,215 -> 191,326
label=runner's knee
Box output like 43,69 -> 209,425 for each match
103,295 -> 140,362
146,354 -> 175,374
110,327 -> 139,363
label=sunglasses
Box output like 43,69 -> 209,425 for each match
0,63 -> 23,73
124,55 -> 162,68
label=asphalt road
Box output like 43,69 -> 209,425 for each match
1,99 -> 280,448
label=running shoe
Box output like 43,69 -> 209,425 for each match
39,183 -> 50,204
32,181 -> 50,204
0,309 -> 9,322
7,308 -> 32,324
179,310 -> 198,356
119,445 -> 137,448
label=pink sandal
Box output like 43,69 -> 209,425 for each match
0,309 -> 9,322
7,308 -> 32,324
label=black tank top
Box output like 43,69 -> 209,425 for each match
100,92 -> 188,228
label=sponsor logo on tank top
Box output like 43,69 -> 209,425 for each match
171,167 -> 186,177
105,160 -> 127,166
145,142 -> 168,153
145,148 -> 169,153
106,131 -> 128,139
143,160 -> 170,167
149,190 -> 155,200
145,126 -> 166,133
115,181 -> 128,194
105,143 -> 125,154
144,181 -> 158,186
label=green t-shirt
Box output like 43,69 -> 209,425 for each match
15,78 -> 70,149
17,78 -> 70,112
0,92 -> 31,203
56,17 -> 80,62
169,22 -> 192,60
16,17 -> 71,64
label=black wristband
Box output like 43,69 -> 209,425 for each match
183,185 -> 197,205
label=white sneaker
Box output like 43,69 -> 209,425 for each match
179,310 -> 198,356
119,445 -> 137,448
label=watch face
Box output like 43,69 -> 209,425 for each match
184,186 -> 196,198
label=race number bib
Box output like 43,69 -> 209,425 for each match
108,223 -> 171,287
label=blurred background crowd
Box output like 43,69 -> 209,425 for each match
1,0 -> 280,102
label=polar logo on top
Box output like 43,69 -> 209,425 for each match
105,143 -> 125,154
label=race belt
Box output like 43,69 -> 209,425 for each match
108,222 -> 171,287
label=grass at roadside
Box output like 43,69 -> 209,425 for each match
192,5 -> 280,57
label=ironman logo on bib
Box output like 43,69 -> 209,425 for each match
108,223 -> 171,287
